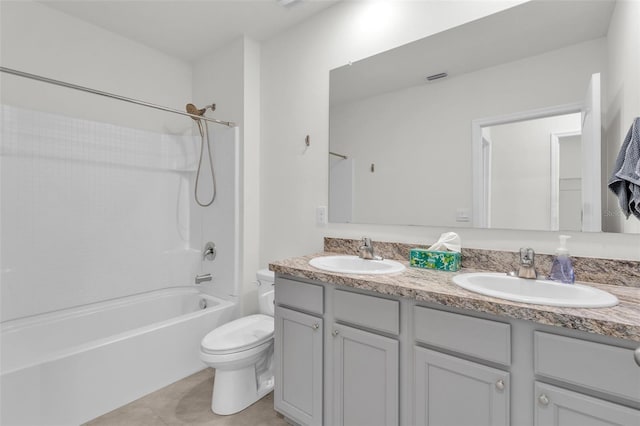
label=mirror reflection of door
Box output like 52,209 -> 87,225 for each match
485,113 -> 582,232
553,132 -> 583,232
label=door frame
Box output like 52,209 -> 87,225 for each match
550,130 -> 582,231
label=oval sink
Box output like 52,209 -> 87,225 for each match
309,255 -> 405,275
452,272 -> 618,308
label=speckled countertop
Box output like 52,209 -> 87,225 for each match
269,252 -> 640,343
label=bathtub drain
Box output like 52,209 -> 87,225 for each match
199,299 -> 207,309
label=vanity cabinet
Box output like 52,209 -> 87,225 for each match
534,382 -> 639,426
413,306 -> 511,426
332,288 -> 400,425
533,332 -> 640,426
332,323 -> 399,426
414,347 -> 509,426
274,279 -> 324,426
273,274 -> 640,426
275,278 -> 400,426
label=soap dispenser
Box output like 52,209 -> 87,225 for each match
548,235 -> 575,284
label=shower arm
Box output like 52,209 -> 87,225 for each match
0,66 -> 236,127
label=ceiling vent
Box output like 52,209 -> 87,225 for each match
426,72 -> 448,82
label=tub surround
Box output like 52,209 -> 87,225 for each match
269,239 -> 640,342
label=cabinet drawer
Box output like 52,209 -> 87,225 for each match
334,289 -> 400,335
414,306 -> 511,365
275,278 -> 324,315
534,332 -> 640,404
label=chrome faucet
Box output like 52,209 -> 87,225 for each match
359,237 -> 383,260
518,247 -> 537,279
195,273 -> 212,284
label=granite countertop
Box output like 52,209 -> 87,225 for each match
269,252 -> 640,343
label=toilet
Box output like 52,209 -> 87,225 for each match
199,269 -> 275,415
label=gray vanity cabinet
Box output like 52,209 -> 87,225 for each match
413,306 -> 511,426
331,288 -> 400,425
274,306 -> 323,426
273,274 -> 639,426
534,382 -> 640,426
533,332 -> 640,426
332,323 -> 399,426
414,347 -> 510,426
274,279 -> 325,426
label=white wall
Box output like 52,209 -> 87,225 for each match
0,2 -> 190,133
604,0 -> 640,234
330,40 -> 603,227
260,0 -> 640,264
0,1 -> 235,320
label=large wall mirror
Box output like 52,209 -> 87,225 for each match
329,0 -> 639,234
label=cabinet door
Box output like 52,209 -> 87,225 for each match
414,347 -> 509,426
274,305 -> 323,426
332,323 -> 399,426
535,382 -> 640,426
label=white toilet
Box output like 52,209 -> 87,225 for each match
200,269 -> 275,415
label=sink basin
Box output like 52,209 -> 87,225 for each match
452,272 -> 618,308
309,255 -> 405,275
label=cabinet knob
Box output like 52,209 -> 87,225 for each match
312,323 -> 319,330
538,394 -> 550,406
634,347 -> 640,367
332,329 -> 340,337
495,380 -> 505,391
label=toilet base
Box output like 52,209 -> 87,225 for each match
211,366 -> 274,415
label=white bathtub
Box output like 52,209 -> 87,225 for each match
0,286 -> 235,425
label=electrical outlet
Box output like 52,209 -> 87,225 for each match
316,206 -> 327,225
456,208 -> 470,222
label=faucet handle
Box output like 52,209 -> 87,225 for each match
361,236 -> 372,247
520,247 -> 535,265
203,242 -> 216,261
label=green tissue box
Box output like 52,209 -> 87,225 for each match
409,248 -> 461,272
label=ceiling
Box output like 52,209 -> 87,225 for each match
330,0 -> 615,106
38,0 -> 340,62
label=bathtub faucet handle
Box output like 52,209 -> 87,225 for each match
195,273 -> 212,284
203,242 -> 217,261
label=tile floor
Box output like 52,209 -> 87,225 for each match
84,368 -> 288,426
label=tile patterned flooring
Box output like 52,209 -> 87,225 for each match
84,368 -> 288,426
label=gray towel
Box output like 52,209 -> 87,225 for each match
608,117 -> 640,219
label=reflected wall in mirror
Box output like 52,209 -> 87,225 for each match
329,0 -> 640,234
479,112 -> 584,232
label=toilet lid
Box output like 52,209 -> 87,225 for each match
201,314 -> 274,355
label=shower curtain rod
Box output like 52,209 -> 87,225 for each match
0,66 -> 236,127
329,151 -> 348,159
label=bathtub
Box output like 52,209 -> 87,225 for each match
0,286 -> 235,425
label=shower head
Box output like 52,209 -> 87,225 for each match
186,103 -> 216,120
186,103 -> 205,116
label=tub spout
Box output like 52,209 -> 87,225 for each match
195,273 -> 212,284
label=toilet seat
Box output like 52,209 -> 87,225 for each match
201,314 -> 274,355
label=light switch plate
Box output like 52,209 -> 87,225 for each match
316,206 -> 328,225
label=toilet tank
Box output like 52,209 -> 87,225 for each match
256,269 -> 275,316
